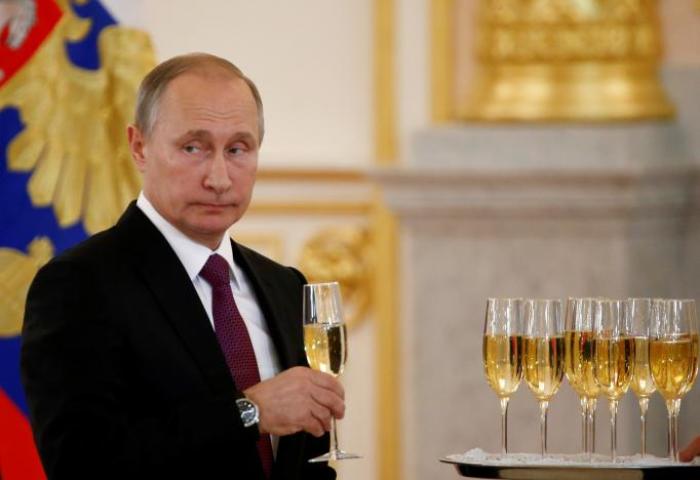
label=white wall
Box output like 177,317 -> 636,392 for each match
103,0 -> 374,167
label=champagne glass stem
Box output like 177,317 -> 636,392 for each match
609,399 -> 619,462
673,409 -> 679,462
499,397 -> 509,454
330,416 -> 339,458
587,398 -> 597,457
639,397 -> 650,457
579,396 -> 588,453
539,400 -> 549,457
666,398 -> 682,462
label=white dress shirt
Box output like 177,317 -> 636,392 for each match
136,193 -> 281,453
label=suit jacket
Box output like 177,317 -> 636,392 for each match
20,203 -> 335,480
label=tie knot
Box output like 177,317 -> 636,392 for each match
200,254 -> 230,288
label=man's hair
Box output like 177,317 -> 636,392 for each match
134,52 -> 265,143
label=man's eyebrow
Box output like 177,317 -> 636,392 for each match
232,132 -> 257,145
175,130 -> 259,146
177,129 -> 212,140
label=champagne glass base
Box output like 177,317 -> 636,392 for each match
309,450 -> 362,463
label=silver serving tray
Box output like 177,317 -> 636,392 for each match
440,457 -> 700,480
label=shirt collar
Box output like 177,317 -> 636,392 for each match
136,192 -> 239,288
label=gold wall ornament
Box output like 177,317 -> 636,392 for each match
459,0 -> 675,121
0,0 -> 156,234
298,226 -> 372,329
0,237 -> 53,337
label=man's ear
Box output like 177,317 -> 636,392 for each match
127,124 -> 147,172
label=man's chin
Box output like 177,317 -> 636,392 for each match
177,218 -> 239,247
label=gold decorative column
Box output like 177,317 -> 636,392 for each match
459,0 -> 675,121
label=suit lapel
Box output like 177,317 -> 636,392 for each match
115,203 -> 236,397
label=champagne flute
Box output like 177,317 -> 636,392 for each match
483,298 -> 523,454
650,299 -> 700,462
565,297 -> 600,458
303,282 -> 361,462
564,298 -> 587,454
523,299 -> 564,457
593,299 -> 633,462
626,298 -> 657,456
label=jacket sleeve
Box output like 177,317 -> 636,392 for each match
20,258 -> 260,479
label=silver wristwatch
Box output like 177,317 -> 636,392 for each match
235,397 -> 260,428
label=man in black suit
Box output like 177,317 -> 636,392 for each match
21,53 -> 344,479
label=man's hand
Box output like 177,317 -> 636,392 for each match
680,436 -> 700,462
244,366 -> 345,438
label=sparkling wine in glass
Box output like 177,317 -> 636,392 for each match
483,298 -> 523,454
303,282 -> 361,462
650,299 -> 700,462
593,299 -> 633,462
565,297 -> 600,458
523,299 -> 564,457
626,298 -> 657,456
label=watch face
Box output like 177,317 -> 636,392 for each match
236,398 -> 259,428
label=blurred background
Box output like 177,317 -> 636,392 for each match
1,1 -> 699,479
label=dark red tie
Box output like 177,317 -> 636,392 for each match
200,254 -> 273,478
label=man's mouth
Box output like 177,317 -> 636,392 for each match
195,202 -> 233,210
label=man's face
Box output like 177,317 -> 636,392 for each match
129,71 -> 260,248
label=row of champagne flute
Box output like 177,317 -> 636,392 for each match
482,297 -> 700,462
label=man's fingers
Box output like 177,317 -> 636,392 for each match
680,436 -> 700,462
309,403 -> 333,432
305,409 -> 327,437
309,370 -> 345,400
309,387 -> 345,420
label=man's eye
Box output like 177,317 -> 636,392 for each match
183,145 -> 201,154
229,147 -> 244,155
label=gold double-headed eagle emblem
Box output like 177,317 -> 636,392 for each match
0,0 -> 155,336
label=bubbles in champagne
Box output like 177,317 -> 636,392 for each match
630,336 -> 656,398
304,323 -> 347,376
524,336 -> 565,401
483,334 -> 523,398
593,336 -> 634,400
649,334 -> 699,400
565,330 -> 600,398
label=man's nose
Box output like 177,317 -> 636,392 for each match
203,152 -> 233,194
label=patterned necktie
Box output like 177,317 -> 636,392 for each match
199,254 -> 273,478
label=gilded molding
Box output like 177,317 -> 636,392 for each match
374,0 -> 397,163
257,168 -> 368,182
373,0 -> 400,476
248,201 -> 372,216
431,0 -> 455,122
459,0 -> 675,121
371,195 -> 401,480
